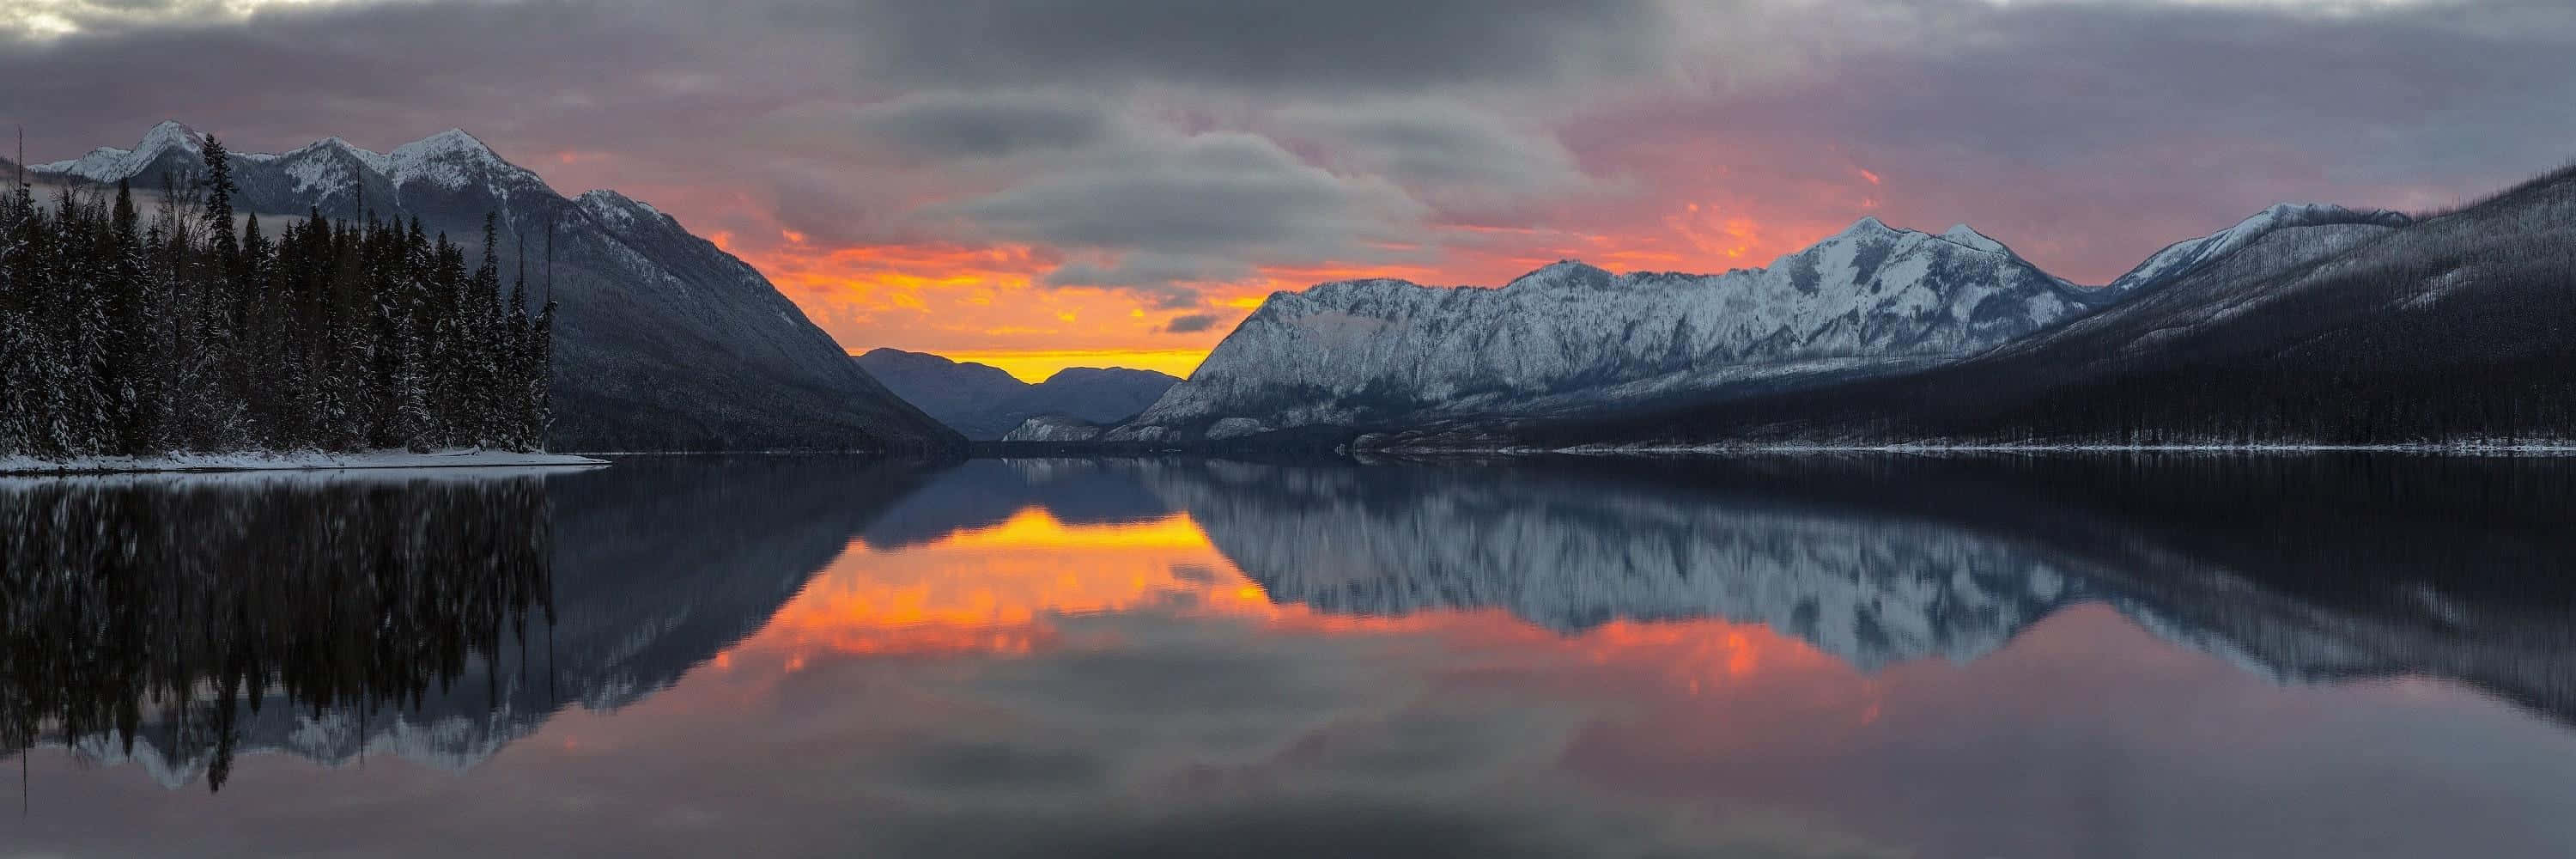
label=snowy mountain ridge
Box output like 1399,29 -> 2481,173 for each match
36,119 -> 206,181
2104,203 -> 2412,293
35,121 -> 546,197
31,120 -> 961,453
1113,216 -> 2121,441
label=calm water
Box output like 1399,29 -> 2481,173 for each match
4,454 -> 2574,857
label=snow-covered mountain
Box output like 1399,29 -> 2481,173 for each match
33,122 -> 960,454
2101,203 -> 2412,294
856,348 -> 1178,439
1109,218 -> 2123,442
1418,169 -> 2576,450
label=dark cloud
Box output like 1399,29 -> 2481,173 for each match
1275,99 -> 1587,222
847,91 -> 1123,161
1162,314 -> 1222,334
1042,253 -> 1236,308
943,131 -> 1420,271
0,1 -> 782,164
1551,0 -> 2576,281
787,0 -> 1683,94
1807,0 -> 2576,179
9,0 -> 2573,322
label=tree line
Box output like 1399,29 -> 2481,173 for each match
0,135 -> 553,459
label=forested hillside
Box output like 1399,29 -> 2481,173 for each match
0,137 -> 550,460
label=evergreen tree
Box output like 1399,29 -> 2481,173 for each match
0,139 -> 553,460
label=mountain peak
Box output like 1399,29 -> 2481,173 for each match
395,127 -> 493,156
386,127 -> 528,191
138,119 -> 203,148
129,120 -> 208,164
34,119 -> 208,181
1503,259 -> 1613,290
1836,216 -> 1895,238
283,135 -> 394,175
1938,223 -> 2008,253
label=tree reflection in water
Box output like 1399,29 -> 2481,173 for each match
0,473 -> 554,791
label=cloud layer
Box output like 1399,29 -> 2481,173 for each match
6,0 -> 2569,370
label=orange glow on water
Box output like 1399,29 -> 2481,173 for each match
725,503 -> 1854,700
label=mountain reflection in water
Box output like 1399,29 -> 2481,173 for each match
3,454 -> 2573,858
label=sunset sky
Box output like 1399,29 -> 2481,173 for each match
7,0 -> 2572,380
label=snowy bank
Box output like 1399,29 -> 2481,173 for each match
0,448 -> 609,475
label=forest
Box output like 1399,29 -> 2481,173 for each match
0,136 -> 553,460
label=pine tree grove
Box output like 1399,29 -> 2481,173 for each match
0,137 -> 553,459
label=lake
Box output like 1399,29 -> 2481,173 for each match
4,454 -> 2573,857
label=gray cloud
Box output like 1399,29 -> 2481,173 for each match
846,90 -> 1125,161
942,131 -> 1423,274
1275,99 -> 1589,223
785,0 -> 1684,94
1043,252 -> 1243,308
1550,0 -> 2576,280
7,0 -> 2571,314
1162,314 -> 1222,334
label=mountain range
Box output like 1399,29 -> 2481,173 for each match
1455,173 -> 2576,451
1046,164 -> 2573,450
1109,219 -> 2121,442
32,122 -> 960,454
854,348 -> 1178,440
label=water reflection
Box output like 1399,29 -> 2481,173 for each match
0,456 -> 935,792
4,454 -> 2573,857
0,472 -> 556,790
848,456 -> 2576,722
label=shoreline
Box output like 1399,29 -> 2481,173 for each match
0,449 -> 611,476
1363,442 -> 2576,457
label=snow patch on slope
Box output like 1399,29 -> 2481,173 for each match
2106,203 -> 2411,292
386,127 -> 514,190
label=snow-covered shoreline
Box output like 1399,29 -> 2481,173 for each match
0,448 -> 610,476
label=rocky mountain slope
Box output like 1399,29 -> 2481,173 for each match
1108,219 -> 2124,442
1444,169 -> 2576,450
34,122 -> 959,454
855,348 -> 1177,439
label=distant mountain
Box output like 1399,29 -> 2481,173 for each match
1420,167 -> 2576,451
1106,218 -> 2123,443
1002,413 -> 1113,442
34,122 -> 961,454
855,347 -> 1178,440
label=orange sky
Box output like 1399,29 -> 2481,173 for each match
729,194 -> 1871,382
